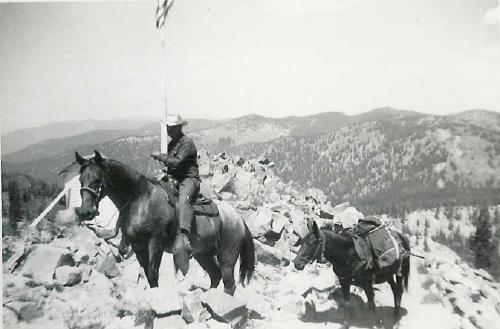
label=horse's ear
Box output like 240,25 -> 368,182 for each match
75,152 -> 88,166
94,150 -> 103,165
306,218 -> 313,231
312,221 -> 319,237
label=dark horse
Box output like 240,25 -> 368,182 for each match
74,151 -> 255,295
293,220 -> 410,328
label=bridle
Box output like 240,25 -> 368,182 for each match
295,230 -> 326,265
80,177 -> 106,208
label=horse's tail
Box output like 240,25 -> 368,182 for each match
399,232 -> 411,291
402,255 -> 410,291
239,222 -> 255,286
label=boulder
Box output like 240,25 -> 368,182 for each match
319,203 -> 335,219
54,226 -> 101,260
55,266 -> 82,286
267,200 -> 291,214
292,221 -> 309,240
200,289 -> 247,326
212,173 -> 234,194
254,240 -> 283,266
200,179 -> 217,199
450,296 -> 478,317
54,207 -> 78,226
234,156 -> 245,167
74,249 -> 90,265
3,306 -> 18,327
443,269 -> 467,286
96,253 -> 120,278
331,201 -> 350,213
198,149 -> 213,178
87,270 -> 114,293
279,294 -> 305,316
232,171 -> 255,199
182,291 -> 208,323
105,315 -> 142,329
273,231 -> 292,265
3,238 -> 26,273
153,315 -> 186,329
20,244 -> 75,285
79,264 -> 93,283
5,301 -> 44,322
148,287 -> 183,316
305,188 -> 327,205
333,206 -> 364,228
287,208 -> 306,224
245,207 -> 274,237
270,213 -> 289,234
206,319 -> 232,329
233,290 -> 269,320
473,268 -> 493,282
185,322 -> 209,329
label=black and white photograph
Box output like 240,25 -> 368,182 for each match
1,1 -> 500,328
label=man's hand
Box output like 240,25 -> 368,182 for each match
151,151 -> 161,160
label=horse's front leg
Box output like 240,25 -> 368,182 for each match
361,284 -> 382,328
339,279 -> 351,329
147,237 -> 164,288
131,240 -> 150,284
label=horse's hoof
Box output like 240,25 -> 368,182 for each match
341,322 -> 350,329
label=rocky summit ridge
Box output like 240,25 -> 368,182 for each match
3,151 -> 500,329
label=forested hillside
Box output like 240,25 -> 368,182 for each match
230,112 -> 500,215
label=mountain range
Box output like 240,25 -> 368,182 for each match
2,108 -> 499,213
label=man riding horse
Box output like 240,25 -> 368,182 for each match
151,113 -> 199,275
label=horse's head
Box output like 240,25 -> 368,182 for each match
293,220 -> 322,270
74,150 -> 108,221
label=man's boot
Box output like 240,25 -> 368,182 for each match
173,232 -> 192,276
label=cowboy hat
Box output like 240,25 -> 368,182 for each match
165,113 -> 188,126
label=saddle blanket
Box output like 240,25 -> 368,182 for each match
153,177 -> 219,217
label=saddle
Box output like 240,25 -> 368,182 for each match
347,216 -> 407,271
152,175 -> 219,217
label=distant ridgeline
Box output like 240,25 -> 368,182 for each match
230,113 -> 500,216
2,109 -> 500,217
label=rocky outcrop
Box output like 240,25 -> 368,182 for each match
3,150 -> 500,329
20,244 -> 75,285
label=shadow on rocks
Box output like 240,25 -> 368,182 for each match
300,287 -> 408,329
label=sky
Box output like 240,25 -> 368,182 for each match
1,0 -> 499,133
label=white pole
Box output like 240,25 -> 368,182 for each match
160,118 -> 168,153
156,0 -> 174,152
30,188 -> 67,227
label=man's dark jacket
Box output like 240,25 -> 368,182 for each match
157,134 -> 199,180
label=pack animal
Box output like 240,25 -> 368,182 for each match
75,150 -> 254,295
293,220 -> 410,328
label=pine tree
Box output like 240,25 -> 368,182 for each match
469,207 -> 493,269
7,180 -> 22,235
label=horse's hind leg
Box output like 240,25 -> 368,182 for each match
217,251 -> 238,296
392,275 -> 404,319
387,277 -> 399,316
220,263 -> 236,296
194,253 -> 222,289
339,279 -> 352,329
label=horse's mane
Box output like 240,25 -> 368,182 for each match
323,228 -> 354,246
82,157 -> 153,186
